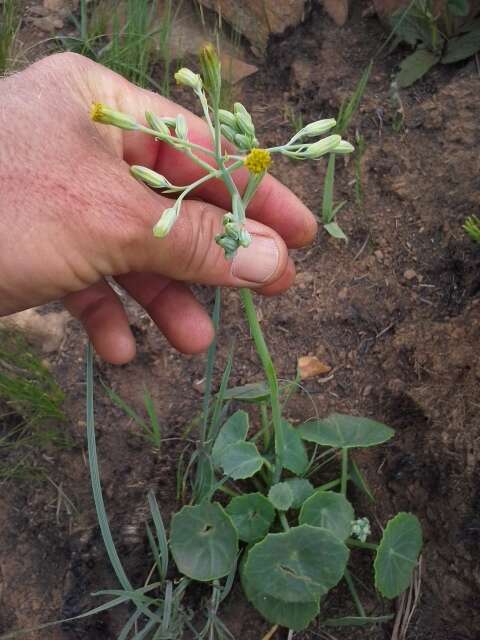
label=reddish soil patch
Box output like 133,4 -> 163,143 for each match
1,2 -> 479,640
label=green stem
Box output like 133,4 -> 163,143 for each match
260,402 -> 271,450
344,569 -> 366,618
279,512 -> 290,532
316,478 -> 342,492
346,538 -> 378,551
240,288 -> 284,481
341,448 -> 348,495
216,484 -> 241,498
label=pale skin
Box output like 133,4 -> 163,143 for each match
0,53 -> 317,364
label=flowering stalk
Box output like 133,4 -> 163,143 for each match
90,45 -> 354,485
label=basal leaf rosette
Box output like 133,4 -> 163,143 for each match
226,493 -> 275,543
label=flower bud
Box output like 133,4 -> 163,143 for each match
238,228 -> 252,248
174,67 -> 203,91
145,111 -> 170,136
234,133 -> 252,150
290,118 -> 336,143
130,166 -> 172,189
199,43 -> 221,103
234,102 -> 255,137
219,109 -> 238,129
333,140 -> 355,155
153,207 -> 177,238
305,135 -> 342,158
215,234 -> 238,259
90,103 -> 138,131
175,114 -> 188,140
221,124 -> 237,144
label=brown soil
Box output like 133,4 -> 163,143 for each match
1,2 -> 480,640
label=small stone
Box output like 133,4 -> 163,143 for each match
297,356 -> 332,380
374,250 -> 384,261
193,378 -> 206,394
404,269 -> 417,281
0,309 -> 70,353
322,0 -> 349,25
30,15 -> 64,32
338,287 -> 348,301
43,0 -> 68,10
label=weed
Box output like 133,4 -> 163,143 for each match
0,0 -> 20,75
0,329 -> 70,481
58,0 -> 175,93
464,215 -> 480,244
390,0 -> 480,87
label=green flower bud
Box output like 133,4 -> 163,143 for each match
174,67 -> 203,91
234,102 -> 255,137
175,114 -> 188,141
215,234 -> 238,259
90,103 -> 138,131
130,166 -> 172,189
153,207 -> 177,238
234,133 -> 253,150
219,109 -> 238,129
199,44 -> 221,104
333,140 -> 355,155
145,111 -> 170,136
221,124 -> 237,144
238,228 -> 252,248
304,134 -> 342,158
289,118 -> 336,144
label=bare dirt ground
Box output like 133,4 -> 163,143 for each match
1,2 -> 479,639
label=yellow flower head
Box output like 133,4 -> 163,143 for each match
89,103 -> 138,131
244,148 -> 272,175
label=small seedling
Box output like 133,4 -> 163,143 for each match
390,0 -> 480,87
464,215 -> 480,244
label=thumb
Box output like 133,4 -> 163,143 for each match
125,189 -> 293,288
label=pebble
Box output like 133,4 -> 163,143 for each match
404,269 -> 418,281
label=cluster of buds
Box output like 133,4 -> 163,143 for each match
90,44 -> 355,259
351,517 -> 371,543
218,103 -> 259,151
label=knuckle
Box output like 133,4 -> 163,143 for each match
180,203 -> 222,278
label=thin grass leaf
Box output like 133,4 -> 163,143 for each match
335,61 -> 372,135
201,287 -> 222,442
143,387 -> 162,448
86,344 -> 132,592
208,347 -> 234,443
147,490 -> 169,580
132,617 -> 158,640
118,609 -> 143,640
102,383 -> 148,432
322,154 -> 335,224
162,580 -> 173,632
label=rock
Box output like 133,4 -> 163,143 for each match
197,0 -> 309,56
43,0 -> 68,11
29,15 -> 64,32
403,269 -> 417,281
322,0 -> 349,25
193,377 -> 206,394
0,309 -> 70,353
297,356 -> 332,380
219,52 -> 258,84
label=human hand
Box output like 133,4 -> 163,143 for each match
0,53 -> 317,363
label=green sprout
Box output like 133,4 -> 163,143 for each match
464,215 -> 480,244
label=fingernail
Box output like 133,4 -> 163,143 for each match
231,235 -> 279,283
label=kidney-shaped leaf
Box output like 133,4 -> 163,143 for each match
226,493 -> 275,543
243,525 -> 349,603
218,441 -> 264,480
212,410 -> 249,465
374,512 -> 422,599
241,563 -> 320,631
299,491 -> 354,541
442,29 -> 480,64
280,420 -> 309,475
284,477 -> 315,509
268,482 -> 294,511
170,502 -> 238,581
299,413 -> 394,449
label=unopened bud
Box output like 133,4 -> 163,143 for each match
153,207 -> 177,238
221,124 -> 237,144
238,228 -> 252,248
234,133 -> 252,150
90,103 -> 138,131
333,140 -> 355,155
234,102 -> 255,137
219,109 -> 238,129
290,119 -> 336,143
174,67 -> 203,91
145,111 -> 170,136
175,114 -> 188,141
305,135 -> 342,158
130,166 -> 172,189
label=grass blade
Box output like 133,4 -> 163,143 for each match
147,490 -> 169,580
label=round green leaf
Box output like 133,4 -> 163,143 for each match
299,491 -> 354,541
299,413 -> 394,449
268,482 -> 294,511
374,512 -> 422,599
243,525 -> 349,603
284,478 -> 315,509
241,562 -> 319,631
226,493 -> 275,543
219,441 -> 264,480
212,410 -> 249,465
170,502 -> 238,581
